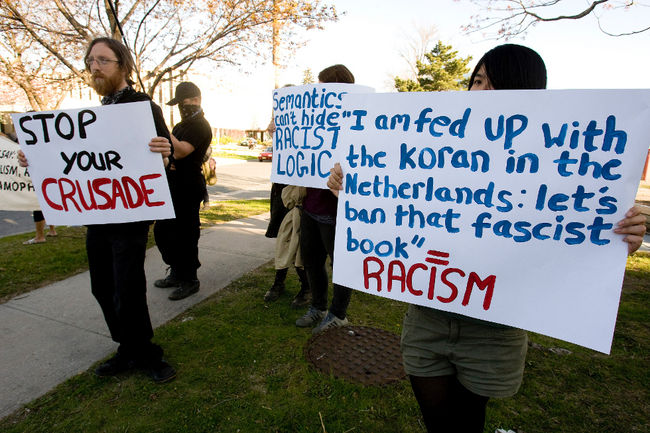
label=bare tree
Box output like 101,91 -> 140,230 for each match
397,23 -> 439,79
270,0 -> 338,88
463,0 -> 650,39
0,0 -> 338,108
0,9 -> 77,110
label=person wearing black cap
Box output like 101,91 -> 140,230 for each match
153,81 -> 213,300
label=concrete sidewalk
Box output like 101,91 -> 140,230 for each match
0,214 -> 274,418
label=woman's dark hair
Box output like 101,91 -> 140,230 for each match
318,64 -> 355,84
84,37 -> 135,85
469,44 -> 547,90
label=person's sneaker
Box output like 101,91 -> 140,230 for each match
154,274 -> 181,288
168,280 -> 200,300
312,311 -> 349,335
146,359 -> 176,383
94,353 -> 135,377
295,306 -> 326,328
290,290 -> 311,309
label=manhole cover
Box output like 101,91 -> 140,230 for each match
304,326 -> 406,386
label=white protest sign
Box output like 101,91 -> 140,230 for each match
11,101 -> 175,225
333,89 -> 650,353
0,135 -> 40,210
271,83 -> 374,188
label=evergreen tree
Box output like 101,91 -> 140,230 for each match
394,41 -> 472,92
302,68 -> 315,84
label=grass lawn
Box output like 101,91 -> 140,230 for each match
0,199 -> 269,303
0,248 -> 648,432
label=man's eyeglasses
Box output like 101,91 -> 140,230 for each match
85,57 -> 119,67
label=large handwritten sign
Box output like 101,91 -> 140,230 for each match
332,89 -> 650,353
270,83 -> 373,188
11,101 -> 174,225
0,135 -> 39,210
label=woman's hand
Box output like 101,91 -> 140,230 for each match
614,206 -> 647,255
327,162 -> 343,198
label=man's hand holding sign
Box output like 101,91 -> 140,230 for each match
13,102 -> 174,225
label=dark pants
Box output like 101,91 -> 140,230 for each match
86,222 -> 162,362
300,212 -> 352,319
154,186 -> 202,281
33,210 -> 44,222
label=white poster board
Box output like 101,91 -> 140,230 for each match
11,101 -> 175,225
332,89 -> 650,353
270,83 -> 374,188
0,135 -> 40,210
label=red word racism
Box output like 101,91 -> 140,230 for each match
363,250 -> 496,311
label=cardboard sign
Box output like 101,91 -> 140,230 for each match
0,135 -> 40,211
270,83 -> 374,188
11,101 -> 174,225
332,89 -> 650,353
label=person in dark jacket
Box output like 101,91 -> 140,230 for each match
20,37 -> 176,383
153,82 -> 212,301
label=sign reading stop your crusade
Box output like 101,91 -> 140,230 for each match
11,101 -> 174,225
332,89 -> 650,354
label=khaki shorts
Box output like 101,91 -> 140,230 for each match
400,304 -> 528,398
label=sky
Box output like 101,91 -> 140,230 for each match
193,0 -> 650,130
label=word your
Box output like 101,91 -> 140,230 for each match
61,151 -> 122,175
362,250 -> 496,311
18,110 -> 97,145
41,174 -> 164,212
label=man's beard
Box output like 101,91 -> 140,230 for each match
91,71 -> 124,96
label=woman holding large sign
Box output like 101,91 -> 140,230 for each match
328,44 -> 646,432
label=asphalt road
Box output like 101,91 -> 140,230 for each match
207,158 -> 272,201
0,210 -> 34,238
0,159 -> 272,239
